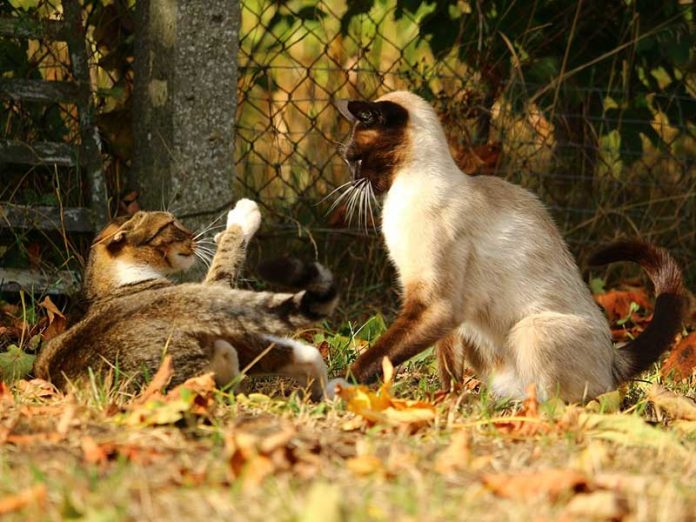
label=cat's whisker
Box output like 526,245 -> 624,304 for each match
346,180 -> 365,226
317,181 -> 354,206
326,183 -> 356,215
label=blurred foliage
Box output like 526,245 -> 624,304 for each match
339,0 -> 696,163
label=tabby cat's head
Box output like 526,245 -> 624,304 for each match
92,211 -> 197,275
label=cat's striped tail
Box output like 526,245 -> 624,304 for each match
587,240 -> 686,383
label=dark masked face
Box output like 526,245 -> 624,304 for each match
336,99 -> 409,195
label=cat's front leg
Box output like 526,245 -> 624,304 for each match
349,297 -> 457,383
204,198 -> 261,287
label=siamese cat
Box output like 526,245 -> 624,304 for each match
335,91 -> 685,402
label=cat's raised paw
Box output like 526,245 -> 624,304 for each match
227,198 -> 261,241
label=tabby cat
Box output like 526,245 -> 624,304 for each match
34,199 -> 339,399
335,91 -> 686,402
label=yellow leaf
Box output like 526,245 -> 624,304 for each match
335,359 -> 436,428
346,455 -> 383,476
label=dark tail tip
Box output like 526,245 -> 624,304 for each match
588,240 -> 684,295
591,240 -> 687,381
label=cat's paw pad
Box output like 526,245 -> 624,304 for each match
226,198 -> 261,241
325,378 -> 350,400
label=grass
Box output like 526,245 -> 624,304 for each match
1,309 -> 695,521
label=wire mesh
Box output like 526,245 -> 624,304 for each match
236,0 -> 696,284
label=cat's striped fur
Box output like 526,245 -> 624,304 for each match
34,200 -> 339,399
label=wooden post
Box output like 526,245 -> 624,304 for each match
131,0 -> 239,225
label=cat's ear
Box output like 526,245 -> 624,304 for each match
335,100 -> 383,126
105,230 -> 127,252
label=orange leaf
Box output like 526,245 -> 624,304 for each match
133,355 -> 174,405
39,296 -> 66,341
662,332 -> 696,381
594,289 -> 651,323
483,469 -> 591,501
0,484 -> 46,516
38,296 -> 64,323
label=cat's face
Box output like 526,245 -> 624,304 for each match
92,211 -> 197,274
336,99 -> 409,195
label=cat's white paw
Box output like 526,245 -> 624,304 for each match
325,378 -> 350,400
226,198 -> 261,242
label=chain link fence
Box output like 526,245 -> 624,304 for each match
236,0 -> 696,287
2,0 -> 695,297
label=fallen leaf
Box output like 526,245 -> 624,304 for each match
647,384 -> 696,421
336,357 -> 436,429
345,454 -> 384,476
493,384 -> 554,437
0,381 -> 13,406
661,332 -> 696,380
133,355 -> 174,405
0,484 -> 46,516
563,491 -> 629,521
123,373 -> 216,426
585,389 -> 623,414
435,430 -> 470,474
594,288 -> 652,323
482,469 -> 590,501
39,296 -> 66,341
226,421 -> 299,489
13,379 -> 60,400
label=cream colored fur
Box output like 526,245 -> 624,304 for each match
377,91 -> 615,402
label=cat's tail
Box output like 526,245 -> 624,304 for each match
587,240 -> 686,383
206,257 -> 338,339
257,256 -> 339,321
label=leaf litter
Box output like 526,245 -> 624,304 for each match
0,283 -> 695,519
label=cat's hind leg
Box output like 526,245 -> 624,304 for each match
504,312 -> 614,402
229,334 -> 331,400
208,339 -> 240,387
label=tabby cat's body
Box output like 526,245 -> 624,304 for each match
34,200 -> 338,398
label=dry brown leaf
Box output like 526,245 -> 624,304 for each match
133,355 -> 174,405
563,491 -> 629,521
226,423 -> 298,489
14,379 -> 60,400
493,384 -> 555,437
434,430 -> 470,474
5,432 -> 63,445
661,332 -> 696,381
482,469 -> 591,501
38,296 -> 66,341
647,384 -> 696,421
0,483 -> 46,516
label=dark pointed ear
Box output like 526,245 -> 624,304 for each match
335,100 -> 383,126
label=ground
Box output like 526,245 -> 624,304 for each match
1,292 -> 696,521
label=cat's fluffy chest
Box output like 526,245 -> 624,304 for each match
381,174 -> 456,288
